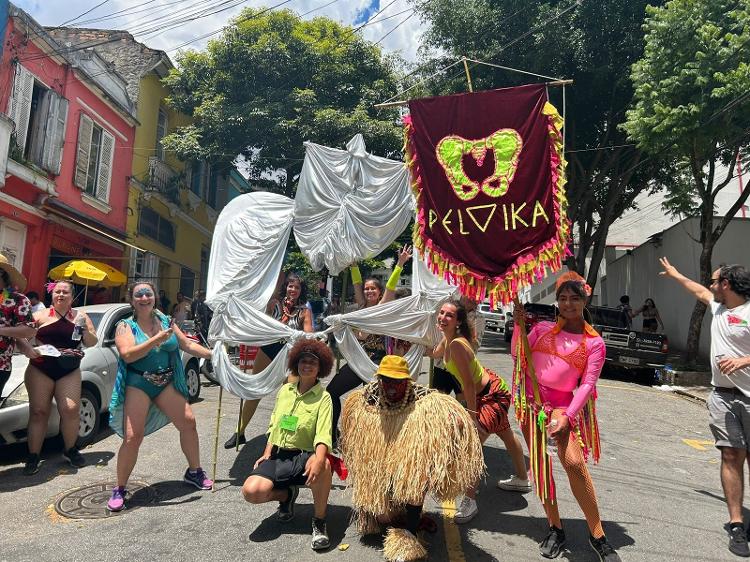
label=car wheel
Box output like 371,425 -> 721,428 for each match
185,360 -> 201,403
77,387 -> 100,449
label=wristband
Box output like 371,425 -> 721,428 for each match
350,265 -> 362,285
386,265 -> 403,290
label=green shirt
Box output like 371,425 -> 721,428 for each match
267,382 -> 333,452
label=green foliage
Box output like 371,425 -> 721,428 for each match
162,8 -> 404,196
412,0 -> 670,280
623,0 -> 750,163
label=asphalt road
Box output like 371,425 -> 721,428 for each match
0,331 -> 737,561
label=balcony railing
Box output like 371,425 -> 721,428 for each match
147,156 -> 180,203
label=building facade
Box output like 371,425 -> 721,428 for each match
45,28 -> 252,301
0,4 -> 137,298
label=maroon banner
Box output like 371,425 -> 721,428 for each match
405,84 -> 569,304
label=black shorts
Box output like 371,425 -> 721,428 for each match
643,318 -> 658,330
432,366 -> 462,395
250,448 -> 313,489
260,341 -> 285,361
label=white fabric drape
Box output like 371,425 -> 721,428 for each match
205,138 -> 459,401
293,134 -> 414,274
205,191 -> 294,311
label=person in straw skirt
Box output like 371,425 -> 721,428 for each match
340,355 -> 483,561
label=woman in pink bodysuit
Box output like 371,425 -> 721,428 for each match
512,272 -> 620,561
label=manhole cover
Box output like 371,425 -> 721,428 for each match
55,481 -> 156,519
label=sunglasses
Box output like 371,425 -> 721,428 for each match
134,288 -> 154,298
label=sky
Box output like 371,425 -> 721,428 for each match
14,0 -> 425,62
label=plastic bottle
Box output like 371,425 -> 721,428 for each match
72,314 -> 86,342
547,419 -> 558,457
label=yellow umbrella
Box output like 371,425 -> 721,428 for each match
48,259 -> 127,302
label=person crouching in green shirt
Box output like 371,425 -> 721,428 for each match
242,338 -> 334,550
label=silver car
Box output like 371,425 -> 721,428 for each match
0,303 -> 202,448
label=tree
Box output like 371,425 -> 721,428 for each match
162,8 -> 404,197
623,0 -> 750,361
410,0 -> 670,290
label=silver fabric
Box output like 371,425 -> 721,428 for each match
205,191 -> 294,311
293,134 -> 414,274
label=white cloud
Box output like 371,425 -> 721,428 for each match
13,0 -> 424,61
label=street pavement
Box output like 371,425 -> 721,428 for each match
0,331 -> 739,561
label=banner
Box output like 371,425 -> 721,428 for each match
405,84 -> 569,305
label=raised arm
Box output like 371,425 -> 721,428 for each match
659,257 -> 712,305
174,322 -> 212,360
380,245 -> 412,304
350,265 -> 365,308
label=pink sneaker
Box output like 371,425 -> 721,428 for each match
107,486 -> 126,512
184,467 -> 213,490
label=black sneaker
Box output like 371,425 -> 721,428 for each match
223,432 -> 246,449
729,524 -> 750,557
589,534 -> 621,561
277,486 -> 299,522
540,526 -> 566,559
63,447 -> 86,468
311,517 -> 330,550
23,454 -> 40,476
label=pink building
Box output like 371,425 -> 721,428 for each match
0,4 -> 137,299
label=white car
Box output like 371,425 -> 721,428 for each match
478,303 -> 505,333
0,303 -> 202,447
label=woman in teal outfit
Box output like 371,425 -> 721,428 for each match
107,280 -> 213,512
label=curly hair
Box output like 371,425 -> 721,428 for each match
287,338 -> 334,379
719,264 -> 750,299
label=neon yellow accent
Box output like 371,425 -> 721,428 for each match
429,209 -> 438,230
442,208 -> 454,235
350,265 -> 362,285
511,202 -> 528,229
532,200 -> 550,227
436,129 -> 523,202
466,204 -> 497,232
386,265 -> 402,291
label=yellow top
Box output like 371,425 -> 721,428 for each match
267,382 -> 333,452
445,337 -> 484,391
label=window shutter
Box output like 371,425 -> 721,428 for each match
74,114 -> 94,189
95,130 -> 115,202
8,65 -> 34,153
42,94 -> 68,174
145,253 -> 159,284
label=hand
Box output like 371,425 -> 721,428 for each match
154,327 -> 173,346
25,346 -> 41,359
548,411 -> 570,439
397,244 -> 413,267
719,357 -> 750,375
658,257 -> 679,279
304,455 -> 325,485
253,454 -> 270,469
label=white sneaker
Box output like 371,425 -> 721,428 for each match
497,475 -> 532,492
453,496 -> 478,524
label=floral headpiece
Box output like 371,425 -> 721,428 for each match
46,281 -> 57,294
555,271 -> 592,297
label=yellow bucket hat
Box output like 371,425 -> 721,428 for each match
375,355 -> 411,380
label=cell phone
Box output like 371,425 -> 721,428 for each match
169,318 -> 175,328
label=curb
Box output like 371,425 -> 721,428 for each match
673,388 -> 707,404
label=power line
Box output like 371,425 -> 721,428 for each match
58,0 -> 112,28
373,11 -> 416,46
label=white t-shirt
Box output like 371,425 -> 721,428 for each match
31,302 -> 46,313
710,299 -> 750,395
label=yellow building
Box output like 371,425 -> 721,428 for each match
46,29 -> 250,302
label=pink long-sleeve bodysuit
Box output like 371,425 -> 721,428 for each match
513,320 -> 605,419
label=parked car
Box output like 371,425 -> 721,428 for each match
478,303 -> 504,333
504,303 -> 557,342
588,305 -> 668,370
0,303 -> 202,448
